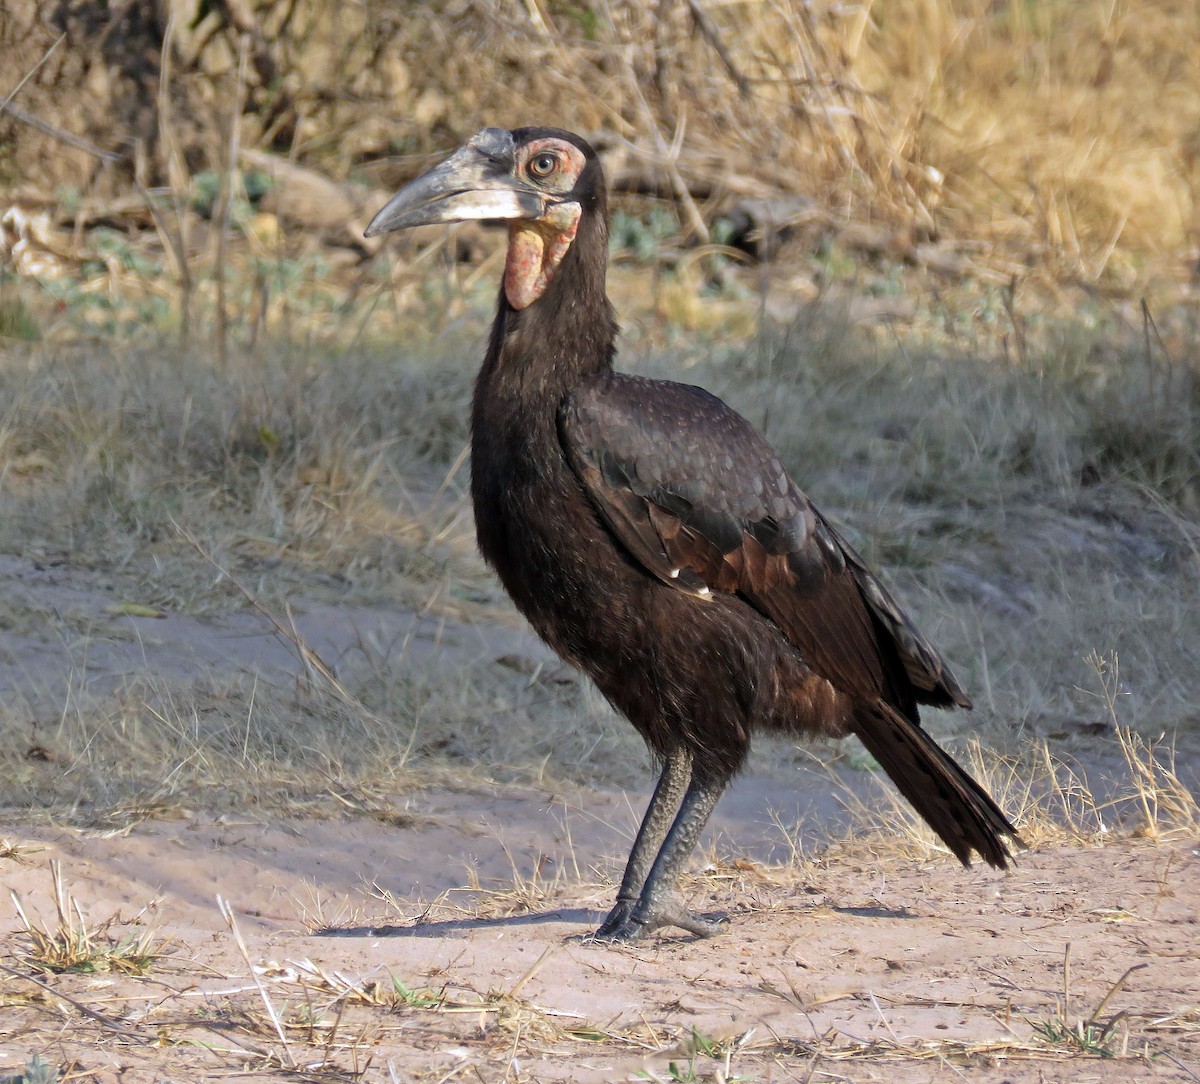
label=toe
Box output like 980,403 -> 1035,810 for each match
594,899 -> 635,937
584,899 -> 727,943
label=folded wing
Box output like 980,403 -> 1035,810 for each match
560,374 -> 970,719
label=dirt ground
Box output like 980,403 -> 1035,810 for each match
1,788 -> 1198,1082
1,548 -> 1199,1082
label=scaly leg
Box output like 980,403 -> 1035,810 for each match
593,751 -> 691,938
593,771 -> 730,942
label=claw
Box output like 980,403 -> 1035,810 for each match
586,898 -> 727,943
582,771 -> 731,944
593,897 -> 636,938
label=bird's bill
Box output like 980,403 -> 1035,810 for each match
364,130 -> 544,237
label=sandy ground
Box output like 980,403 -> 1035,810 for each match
2,797 -> 1198,1083
2,557 -> 1198,1082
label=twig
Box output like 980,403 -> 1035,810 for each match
599,0 -> 710,244
1141,297 -> 1178,388
214,33 -> 250,368
211,0 -> 280,92
867,990 -> 903,1045
684,0 -> 750,97
0,27 -> 121,163
0,101 -> 122,163
0,961 -> 142,1039
1152,1047 -> 1200,1082
1086,962 -> 1149,1028
508,944 -> 558,998
155,5 -> 193,344
217,895 -> 295,1065
978,965 -> 1022,992
133,143 -> 191,340
1061,942 -> 1071,1022
1,32 -> 66,113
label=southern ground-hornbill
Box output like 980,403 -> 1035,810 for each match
365,127 -> 1021,942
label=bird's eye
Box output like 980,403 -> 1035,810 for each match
529,152 -> 559,178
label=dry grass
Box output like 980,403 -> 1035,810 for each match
853,1 -> 1200,282
0,337 -> 475,588
802,647 -> 1199,872
4,862 -> 1192,1083
3,0 -> 1198,351
819,723 -> 1200,874
2,779 -> 1197,1083
9,860 -> 163,976
1,290 -> 1198,823
169,0 -> 1200,287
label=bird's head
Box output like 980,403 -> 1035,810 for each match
365,127 -> 603,311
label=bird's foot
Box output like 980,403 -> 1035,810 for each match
590,898 -> 635,939
584,898 -> 726,943
566,898 -> 637,943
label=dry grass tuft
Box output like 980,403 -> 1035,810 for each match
0,839 -> 40,861
822,696 -> 1200,869
10,860 -> 165,976
1026,948 -> 1150,1059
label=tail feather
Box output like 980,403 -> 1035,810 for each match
853,702 -> 1022,868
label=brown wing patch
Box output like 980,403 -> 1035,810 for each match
560,374 -> 968,711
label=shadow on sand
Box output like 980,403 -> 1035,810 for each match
314,907 -> 600,938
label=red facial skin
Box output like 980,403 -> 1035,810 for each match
503,139 -> 587,311
504,204 -> 582,310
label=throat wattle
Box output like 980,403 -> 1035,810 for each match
503,205 -> 581,310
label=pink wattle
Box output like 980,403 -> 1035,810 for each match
503,204 -> 581,310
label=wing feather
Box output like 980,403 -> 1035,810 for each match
560,374 -> 968,711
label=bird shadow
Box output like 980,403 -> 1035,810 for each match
313,907 -> 599,939
831,904 -> 918,920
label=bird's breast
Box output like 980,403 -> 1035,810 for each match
473,444 -> 618,612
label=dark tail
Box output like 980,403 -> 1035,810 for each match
852,702 -> 1022,868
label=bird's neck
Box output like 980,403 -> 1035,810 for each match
479,207 -> 617,404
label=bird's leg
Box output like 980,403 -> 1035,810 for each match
592,772 -> 728,942
593,751 -> 691,937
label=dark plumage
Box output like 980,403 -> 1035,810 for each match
366,126 -> 1021,941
